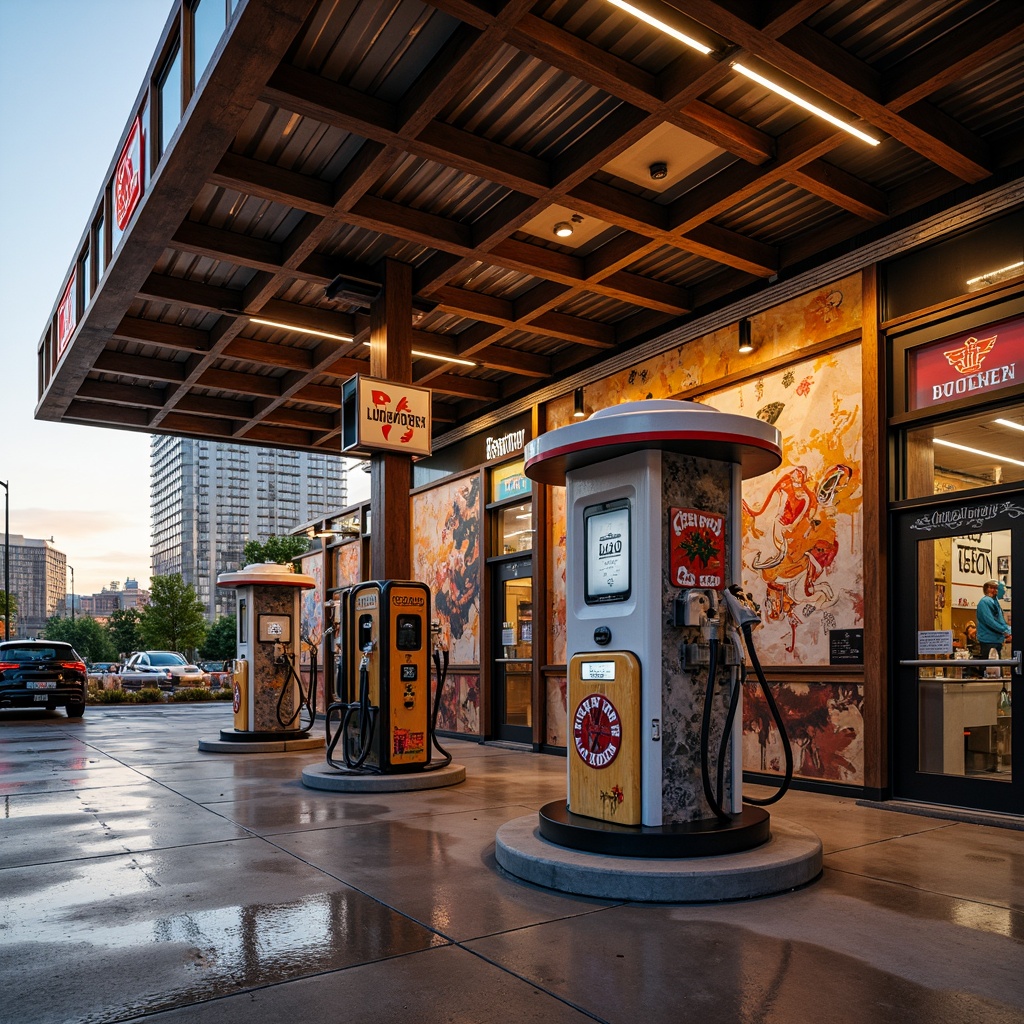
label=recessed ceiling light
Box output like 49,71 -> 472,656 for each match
604,0 -> 712,54
360,342 -> 476,367
554,221 -> 574,238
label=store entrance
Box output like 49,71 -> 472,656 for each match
893,492 -> 1020,813
492,558 -> 533,744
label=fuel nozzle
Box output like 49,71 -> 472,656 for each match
722,585 -> 761,630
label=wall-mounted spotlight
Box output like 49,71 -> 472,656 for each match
649,161 -> 668,180
737,318 -> 755,354
324,274 -> 383,306
573,387 -> 586,418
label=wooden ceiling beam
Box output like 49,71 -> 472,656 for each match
94,351 -> 187,383
196,367 -> 281,398
112,316 -> 211,352
76,379 -> 166,408
174,392 -> 254,421
425,373 -> 501,401
65,401 -> 152,428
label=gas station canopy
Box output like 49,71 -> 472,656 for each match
35,0 -> 1024,453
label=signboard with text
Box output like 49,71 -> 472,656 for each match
669,506 -> 726,589
115,116 -> 145,231
56,270 -> 76,361
908,314 -> 1023,411
341,374 -> 432,456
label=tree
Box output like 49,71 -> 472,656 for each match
139,574 -> 208,655
0,591 -> 17,639
44,616 -> 117,663
243,535 -> 310,567
200,614 -> 237,662
105,607 -> 143,659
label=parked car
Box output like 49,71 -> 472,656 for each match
119,651 -> 205,691
87,661 -> 120,683
0,640 -> 88,717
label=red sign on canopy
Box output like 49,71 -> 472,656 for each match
115,116 -> 144,231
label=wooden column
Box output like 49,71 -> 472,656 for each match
861,264 -> 890,798
369,260 -> 413,582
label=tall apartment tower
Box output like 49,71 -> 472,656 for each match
0,535 -> 67,638
150,437 -> 347,619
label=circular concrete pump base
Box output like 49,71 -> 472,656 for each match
495,813 -> 822,902
198,731 -> 325,753
301,762 -> 466,792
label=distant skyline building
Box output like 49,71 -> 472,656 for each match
150,438 -> 348,619
77,578 -> 150,620
0,535 -> 66,637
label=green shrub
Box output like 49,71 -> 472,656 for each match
214,688 -> 234,701
136,687 -> 166,703
172,687 -> 217,702
90,688 -> 128,704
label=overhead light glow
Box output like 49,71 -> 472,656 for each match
249,317 -> 353,342
732,63 -> 880,146
361,341 -> 476,367
554,221 -> 574,238
934,437 -> 1024,468
995,418 -> 1024,433
605,0 -> 712,54
965,261 -> 1024,287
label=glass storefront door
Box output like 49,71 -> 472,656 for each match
893,493 -> 1020,812
492,558 -> 533,744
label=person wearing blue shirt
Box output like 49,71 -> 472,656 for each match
976,580 -> 1011,676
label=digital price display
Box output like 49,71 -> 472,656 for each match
584,499 -> 631,604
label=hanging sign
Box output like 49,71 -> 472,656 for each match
341,374 -> 432,456
907,314 -> 1023,411
669,506 -> 726,589
114,116 -> 145,231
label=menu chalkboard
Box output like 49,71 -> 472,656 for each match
829,629 -> 864,665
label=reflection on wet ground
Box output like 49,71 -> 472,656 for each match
2,705 -> 1022,1024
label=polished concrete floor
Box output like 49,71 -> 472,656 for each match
2,704 -> 1022,1024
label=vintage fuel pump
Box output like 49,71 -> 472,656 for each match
210,562 -> 319,747
524,399 -> 791,857
323,579 -> 452,774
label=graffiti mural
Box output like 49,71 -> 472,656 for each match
548,485 -> 568,666
335,541 -> 360,590
704,344 -> 864,665
412,474 -> 481,665
434,671 -> 480,734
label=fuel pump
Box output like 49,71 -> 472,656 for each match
324,580 -> 451,774
522,399 -> 788,857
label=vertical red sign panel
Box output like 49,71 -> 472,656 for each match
115,116 -> 144,231
56,270 -> 76,361
670,507 -> 726,589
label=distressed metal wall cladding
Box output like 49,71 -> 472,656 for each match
38,0 -> 1024,451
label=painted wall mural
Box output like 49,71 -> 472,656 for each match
299,550 -> 325,711
546,674 -> 567,746
335,541 -> 361,589
435,671 -> 480,735
412,473 -> 481,665
703,343 -> 864,665
548,485 -> 568,667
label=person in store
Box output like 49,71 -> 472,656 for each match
962,620 -> 982,676
976,580 -> 1012,677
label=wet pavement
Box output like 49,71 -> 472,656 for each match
2,704 -> 1022,1023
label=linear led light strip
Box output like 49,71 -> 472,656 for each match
934,437 -> 1024,468
995,418 -> 1024,432
965,261 -> 1024,287
605,0 -> 880,146
248,317 -> 476,366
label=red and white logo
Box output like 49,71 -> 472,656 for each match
943,335 -> 996,374
572,693 -> 622,769
56,271 -> 76,360
115,117 -> 144,231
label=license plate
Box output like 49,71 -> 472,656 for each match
34,694 -> 49,702
27,681 -> 57,689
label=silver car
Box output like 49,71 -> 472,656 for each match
120,651 -> 205,691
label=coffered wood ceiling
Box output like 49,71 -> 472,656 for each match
38,0 -> 1024,453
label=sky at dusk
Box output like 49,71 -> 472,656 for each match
0,1 -> 184,596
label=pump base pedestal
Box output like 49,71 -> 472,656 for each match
496,812 -> 822,903
539,800 -> 770,858
198,729 -> 325,753
301,762 -> 466,792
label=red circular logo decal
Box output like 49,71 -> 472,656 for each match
233,681 -> 241,714
572,693 -> 622,768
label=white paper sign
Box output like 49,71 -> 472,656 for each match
918,630 -> 953,655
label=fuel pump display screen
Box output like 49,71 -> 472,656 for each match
584,499 -> 631,604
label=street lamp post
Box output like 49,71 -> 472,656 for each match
70,565 -> 75,621
1,480 -> 8,641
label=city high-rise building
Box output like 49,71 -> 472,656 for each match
150,438 -> 347,619
0,535 -> 66,638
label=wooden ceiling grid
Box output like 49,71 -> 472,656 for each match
37,0 -> 1024,454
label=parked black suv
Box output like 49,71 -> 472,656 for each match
0,640 -> 88,718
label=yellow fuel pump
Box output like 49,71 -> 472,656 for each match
325,580 -> 447,774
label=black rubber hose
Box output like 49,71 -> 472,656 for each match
715,658 -> 743,812
699,637 -> 730,821
739,622 -> 794,806
423,648 -> 452,771
278,650 -> 316,732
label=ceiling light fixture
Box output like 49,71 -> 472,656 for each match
995,418 -> 1024,433
965,261 -> 1024,288
737,318 -> 755,354
554,221 -> 574,238
574,387 -> 586,418
360,341 -> 476,367
605,0 -> 712,54
731,63 -> 880,145
249,317 -> 353,342
933,437 -> 1024,468
649,161 -> 668,180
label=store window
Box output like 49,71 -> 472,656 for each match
159,43 -> 182,156
193,0 -> 226,88
497,502 -> 533,554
